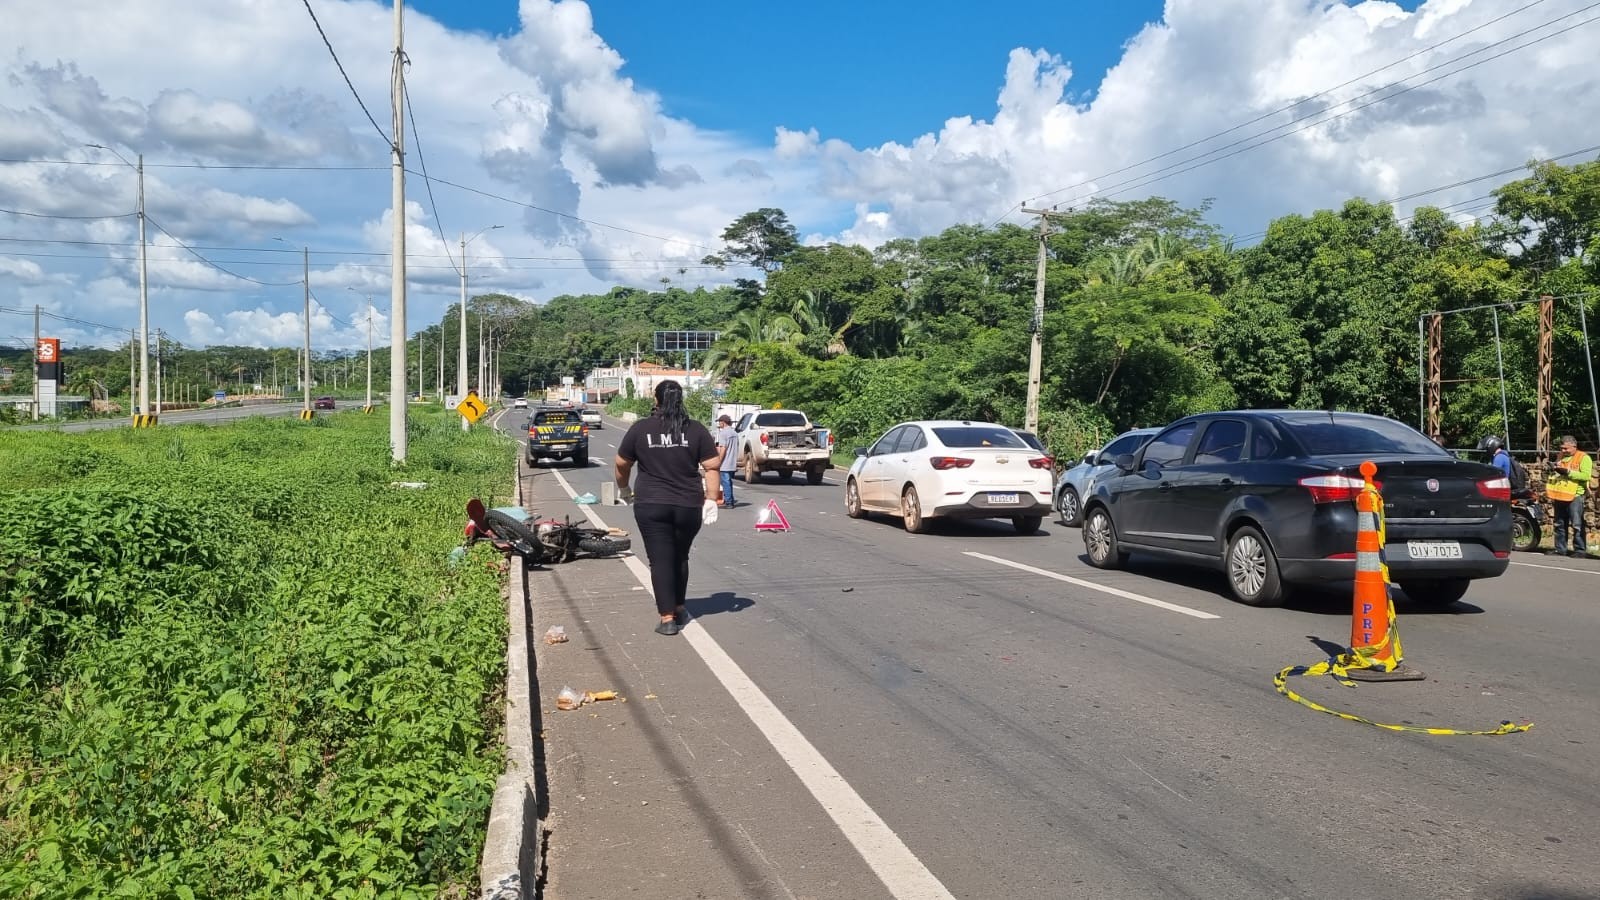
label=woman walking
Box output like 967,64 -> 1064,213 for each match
615,381 -> 723,635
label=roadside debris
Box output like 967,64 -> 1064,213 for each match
574,492 -> 599,504
389,481 -> 429,489
556,685 -> 623,710
543,625 -> 569,644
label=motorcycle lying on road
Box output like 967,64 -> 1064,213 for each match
1510,487 -> 1544,553
462,498 -> 630,566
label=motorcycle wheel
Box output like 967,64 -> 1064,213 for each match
1510,510 -> 1540,553
578,535 -> 631,556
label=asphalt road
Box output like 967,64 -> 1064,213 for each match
14,399 -> 341,431
507,410 -> 1600,900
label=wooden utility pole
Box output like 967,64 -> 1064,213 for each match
1536,294 -> 1555,457
1426,313 -> 1442,442
1019,206 -> 1065,433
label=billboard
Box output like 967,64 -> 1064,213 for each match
653,330 -> 718,352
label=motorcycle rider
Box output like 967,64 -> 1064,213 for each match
1479,435 -> 1513,481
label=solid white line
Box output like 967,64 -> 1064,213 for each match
550,468 -> 956,900
962,551 -> 1222,619
1511,559 -> 1600,576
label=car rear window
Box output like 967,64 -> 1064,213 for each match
754,412 -> 807,427
931,426 -> 1027,449
534,412 -> 580,425
1281,415 -> 1447,456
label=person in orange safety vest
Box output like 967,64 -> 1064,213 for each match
1545,434 -> 1593,558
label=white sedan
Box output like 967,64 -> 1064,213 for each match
579,408 -> 602,428
845,420 -> 1055,534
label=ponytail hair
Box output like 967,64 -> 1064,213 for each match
654,379 -> 689,440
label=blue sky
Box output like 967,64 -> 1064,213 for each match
409,0 -> 1420,148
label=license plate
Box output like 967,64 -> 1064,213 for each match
988,493 -> 1021,504
549,442 -> 574,449
1407,540 -> 1462,559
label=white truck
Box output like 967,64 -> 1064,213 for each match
732,408 -> 834,485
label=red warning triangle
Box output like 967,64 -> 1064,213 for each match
754,499 -> 791,531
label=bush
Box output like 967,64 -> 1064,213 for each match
0,411 -> 513,897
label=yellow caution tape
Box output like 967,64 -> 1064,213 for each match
1271,481 -> 1532,737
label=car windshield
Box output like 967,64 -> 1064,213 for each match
932,425 -> 1027,449
754,412 -> 807,427
1281,415 -> 1447,456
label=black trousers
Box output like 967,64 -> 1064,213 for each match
633,502 -> 703,616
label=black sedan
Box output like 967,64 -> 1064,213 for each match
1080,410 -> 1512,608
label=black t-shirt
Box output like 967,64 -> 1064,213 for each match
618,415 -> 719,508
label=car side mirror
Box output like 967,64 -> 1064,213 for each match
854,446 -> 868,457
1083,452 -> 1096,465
1113,453 -> 1137,472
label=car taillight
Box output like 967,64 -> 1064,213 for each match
929,456 -> 975,470
760,432 -> 769,444
1299,474 -> 1365,503
581,426 -> 589,436
828,433 -> 835,445
1477,477 -> 1510,501
1028,456 -> 1054,470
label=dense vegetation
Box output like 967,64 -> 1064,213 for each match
0,412 -> 514,896
11,158 -> 1597,456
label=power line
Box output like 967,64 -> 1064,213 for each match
403,80 -> 460,277
300,0 -> 392,148
143,215 -> 303,287
1063,5 -> 1600,208
403,168 -> 726,256
0,157 -> 384,171
1,206 -> 136,221
1021,0 -> 1559,210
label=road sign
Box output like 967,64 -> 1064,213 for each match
37,338 -> 59,363
457,391 -> 488,424
445,394 -> 461,410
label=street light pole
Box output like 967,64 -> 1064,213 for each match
88,144 -> 150,420
459,225 -> 500,430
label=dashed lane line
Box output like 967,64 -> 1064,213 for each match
549,467 -> 957,900
963,551 -> 1222,620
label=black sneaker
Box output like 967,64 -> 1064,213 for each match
654,619 -> 680,636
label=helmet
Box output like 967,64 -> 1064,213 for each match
1478,435 -> 1503,453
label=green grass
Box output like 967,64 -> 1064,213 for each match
0,409 -> 515,897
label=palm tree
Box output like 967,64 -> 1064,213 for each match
790,290 -> 856,357
704,309 -> 802,377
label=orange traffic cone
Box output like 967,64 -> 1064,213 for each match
1345,460 -> 1425,682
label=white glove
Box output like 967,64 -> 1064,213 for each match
702,498 -> 719,525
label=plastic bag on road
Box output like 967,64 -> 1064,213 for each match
556,685 -> 584,710
543,625 -> 568,644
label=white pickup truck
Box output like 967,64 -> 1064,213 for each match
733,409 -> 834,484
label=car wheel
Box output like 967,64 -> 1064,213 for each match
806,466 -> 826,485
778,470 -> 795,483
1510,510 -> 1539,553
572,452 -> 588,468
902,485 -> 929,534
1013,515 -> 1042,535
1083,507 -> 1125,569
1398,578 -> 1470,610
845,478 -> 865,519
1057,486 -> 1082,526
1225,525 -> 1284,607
744,455 -> 760,484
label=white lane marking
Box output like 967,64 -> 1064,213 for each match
550,468 -> 956,900
963,551 -> 1222,620
1511,560 -> 1600,576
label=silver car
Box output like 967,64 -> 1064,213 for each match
1054,427 -> 1159,526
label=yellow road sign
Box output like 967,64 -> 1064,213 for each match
457,392 -> 487,424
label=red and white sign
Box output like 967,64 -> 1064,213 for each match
37,338 -> 59,362
755,499 -> 791,532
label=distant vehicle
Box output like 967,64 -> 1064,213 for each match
846,420 -> 1054,534
512,397 -> 528,409
1010,429 -> 1047,454
526,408 -> 589,468
1081,410 -> 1511,608
314,396 -> 336,410
1054,428 -> 1160,526
578,408 -> 602,428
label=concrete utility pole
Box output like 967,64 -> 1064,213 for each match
388,0 -> 409,462
1019,206 -> 1062,433
366,305 -> 374,410
437,323 -> 445,402
477,314 -> 485,397
154,329 -> 162,416
32,306 -> 40,421
302,247 -> 312,413
129,329 -> 135,414
91,145 -> 151,419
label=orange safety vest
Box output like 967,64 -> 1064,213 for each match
1546,450 -> 1592,502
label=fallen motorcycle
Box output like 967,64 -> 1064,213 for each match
463,498 -> 630,566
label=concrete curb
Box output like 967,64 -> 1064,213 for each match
478,463 -> 540,900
